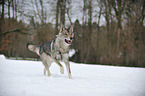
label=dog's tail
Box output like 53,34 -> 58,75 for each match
27,43 -> 40,55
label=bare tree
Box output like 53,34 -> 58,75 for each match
0,0 -> 5,51
96,2 -> 103,63
55,0 -> 67,34
66,0 -> 72,25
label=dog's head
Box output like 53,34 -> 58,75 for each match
59,25 -> 74,45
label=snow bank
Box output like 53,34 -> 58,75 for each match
0,54 -> 6,60
0,59 -> 145,96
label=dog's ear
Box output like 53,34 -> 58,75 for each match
60,24 -> 65,33
69,25 -> 73,32
60,25 -> 63,32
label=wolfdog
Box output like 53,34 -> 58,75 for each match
27,25 -> 74,79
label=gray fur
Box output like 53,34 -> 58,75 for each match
27,25 -> 74,79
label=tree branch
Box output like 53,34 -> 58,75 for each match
67,8 -> 72,25
0,28 -> 31,36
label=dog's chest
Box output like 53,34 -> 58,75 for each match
55,51 -> 62,60
53,41 -> 69,60
53,50 -> 69,61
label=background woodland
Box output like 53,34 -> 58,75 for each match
0,0 -> 145,67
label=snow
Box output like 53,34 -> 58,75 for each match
0,55 -> 6,60
0,55 -> 145,96
69,49 -> 75,57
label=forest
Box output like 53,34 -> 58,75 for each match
0,0 -> 145,67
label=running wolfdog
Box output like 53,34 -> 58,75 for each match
27,25 -> 74,79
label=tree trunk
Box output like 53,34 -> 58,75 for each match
12,0 -> 15,19
96,6 -> 102,64
8,0 -> 11,20
86,0 -> 92,63
60,0 -> 66,25
55,0 -> 60,33
39,0 -> 45,24
66,0 -> 72,25
0,0 -> 5,52
0,0 -> 5,33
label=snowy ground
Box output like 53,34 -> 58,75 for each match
0,55 -> 145,96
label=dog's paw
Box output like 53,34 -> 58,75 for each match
47,73 -> 51,76
60,66 -> 64,74
68,73 -> 72,79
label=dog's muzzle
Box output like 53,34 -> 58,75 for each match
65,39 -> 73,44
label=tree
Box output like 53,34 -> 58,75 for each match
0,0 -> 5,52
55,0 -> 67,34
111,0 -> 125,52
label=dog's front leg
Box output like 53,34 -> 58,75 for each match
65,61 -> 72,79
52,58 -> 64,74
63,54 -> 72,79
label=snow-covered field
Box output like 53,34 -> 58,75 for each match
0,55 -> 145,96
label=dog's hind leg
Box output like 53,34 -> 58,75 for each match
42,60 -> 51,76
46,68 -> 51,76
44,68 -> 46,75
41,53 -> 52,76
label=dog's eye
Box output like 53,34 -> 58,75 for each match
65,33 -> 68,36
70,33 -> 73,37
